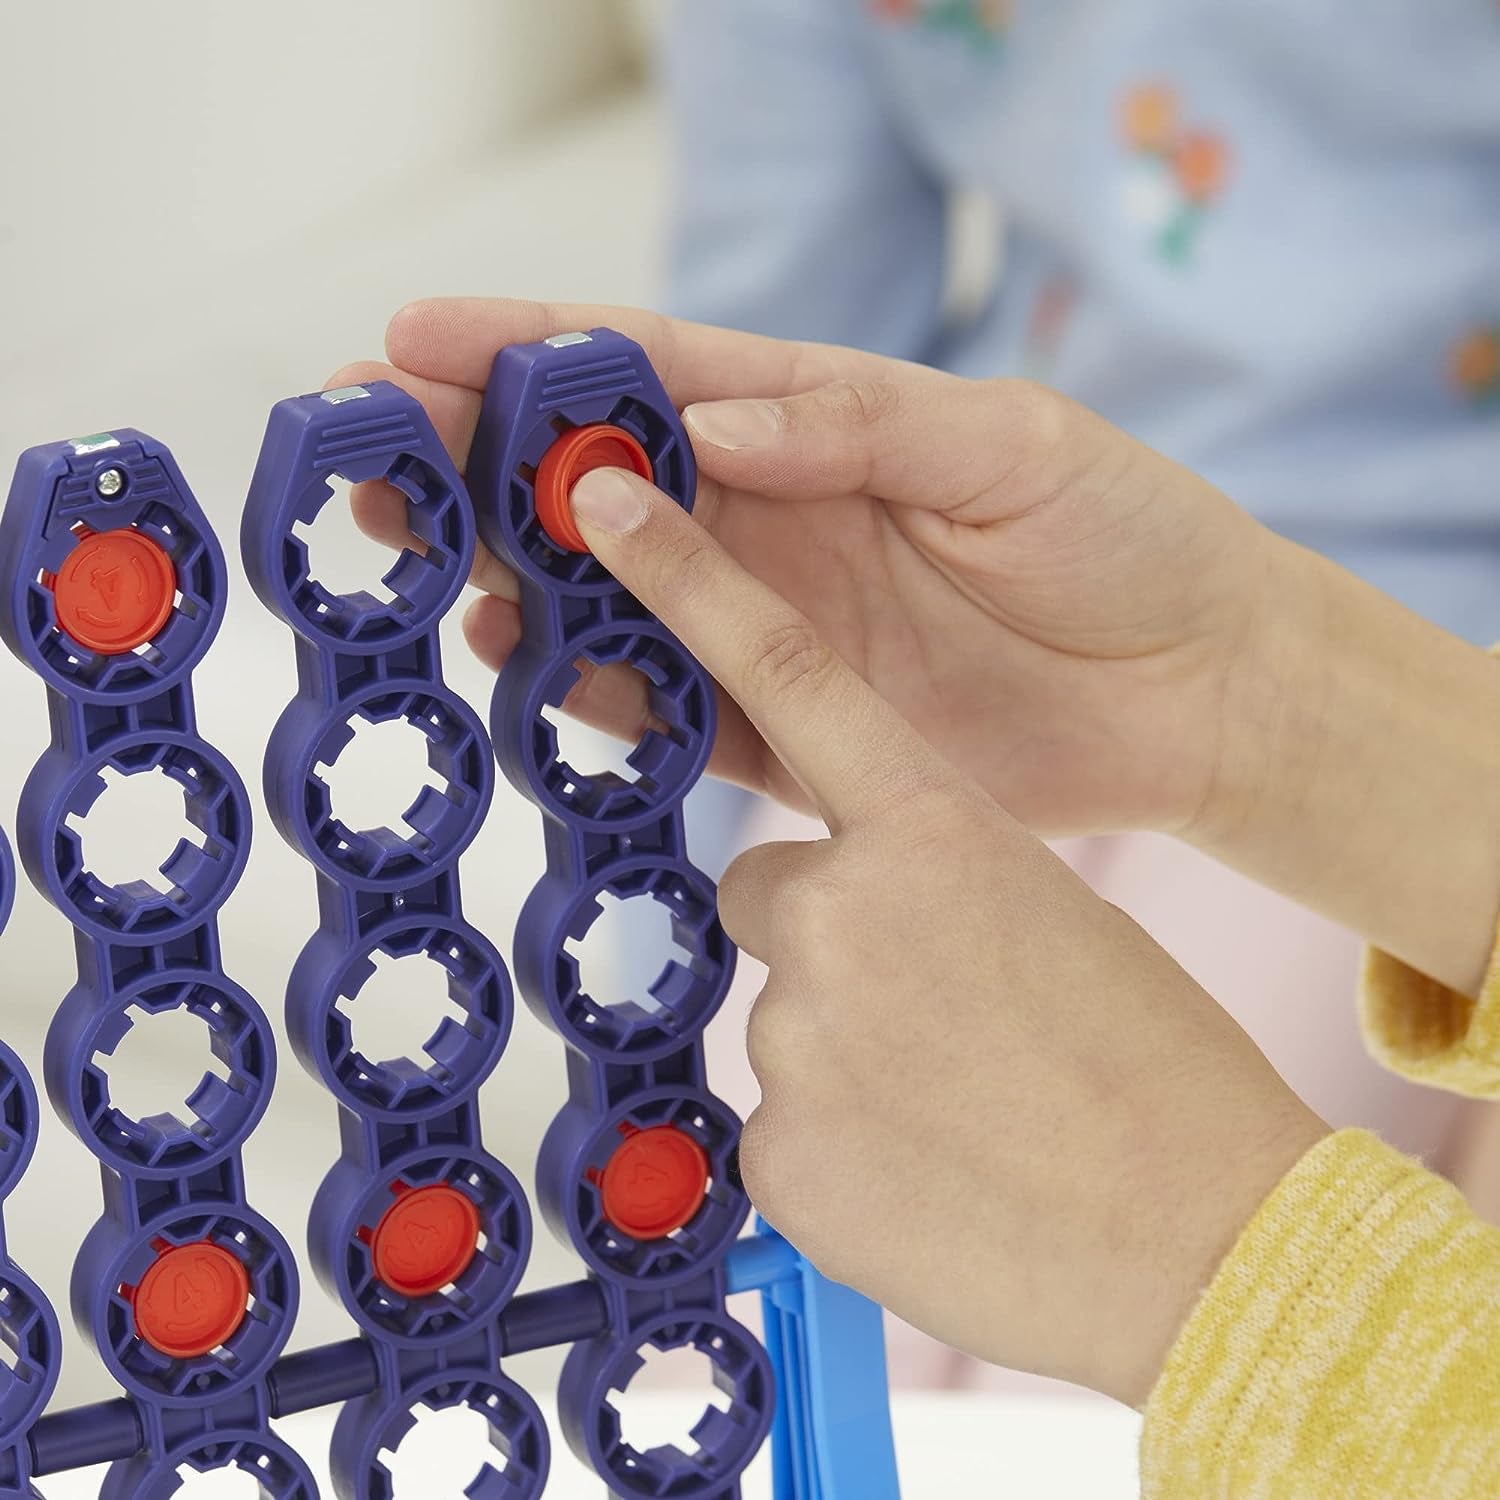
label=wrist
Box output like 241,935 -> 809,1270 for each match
1104,1093 -> 1330,1410
1177,531 -> 1331,850
1187,537 -> 1500,994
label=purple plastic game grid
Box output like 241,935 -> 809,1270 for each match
0,330 -> 899,1498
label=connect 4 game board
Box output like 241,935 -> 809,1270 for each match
0,330 -> 900,1498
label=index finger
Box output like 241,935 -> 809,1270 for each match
568,466 -> 945,830
384,296 -> 906,407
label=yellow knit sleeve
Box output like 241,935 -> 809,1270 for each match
1360,916 -> 1500,1095
1141,1128 -> 1500,1498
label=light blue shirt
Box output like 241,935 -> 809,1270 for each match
663,0 -> 1500,642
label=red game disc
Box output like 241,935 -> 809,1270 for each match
50,527 -> 176,655
368,1183 -> 481,1298
129,1240 -> 250,1360
533,424 -> 653,553
596,1125 -> 709,1240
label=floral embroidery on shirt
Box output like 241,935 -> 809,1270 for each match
1450,325 -> 1500,407
868,0 -> 1011,52
1119,83 -> 1232,267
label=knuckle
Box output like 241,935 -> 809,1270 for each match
802,1231 -> 861,1293
647,309 -> 681,388
718,846 -> 761,907
983,378 -> 1075,482
907,788 -> 991,859
746,617 -> 838,700
910,778 -> 980,834
735,1108 -> 783,1209
989,377 -> 1071,443
745,992 -> 792,1080
716,850 -> 764,943
746,983 -> 822,1085
780,869 -> 846,940
739,1112 -> 839,1273
648,533 -> 717,616
820,376 -> 902,431
785,341 -> 844,395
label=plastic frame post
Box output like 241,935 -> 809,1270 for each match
728,1227 -> 900,1500
0,431 -> 310,1496
244,383 -> 546,1500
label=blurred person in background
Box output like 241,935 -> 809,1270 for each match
656,0 -> 1500,1389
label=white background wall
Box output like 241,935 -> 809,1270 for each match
0,0 -> 702,1420
4,3 -> 648,366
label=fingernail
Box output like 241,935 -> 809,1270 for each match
571,467 -> 650,535
684,399 -> 783,451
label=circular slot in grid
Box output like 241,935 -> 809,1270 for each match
613,1346 -> 734,1463
18,495 -> 223,700
278,452 -> 471,649
0,1043 -> 40,1200
335,1370 -> 548,1500
518,861 -> 734,1063
315,1148 -> 530,1346
85,1207 -> 297,1404
541,1089 -> 746,1287
562,1313 -> 773,1499
33,733 -> 250,943
288,473 -> 401,606
51,975 -> 274,1175
291,918 -> 511,1119
290,684 -> 493,889
0,1266 -> 61,1442
500,398 -> 693,593
68,763 -> 193,892
98,1431 -> 318,1500
504,624 -> 714,830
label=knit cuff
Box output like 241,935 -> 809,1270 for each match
1140,1128 -> 1497,1497
1361,914 -> 1500,1097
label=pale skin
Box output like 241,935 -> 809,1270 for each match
330,298 -> 1500,1407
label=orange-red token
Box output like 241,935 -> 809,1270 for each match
368,1183 -> 481,1298
49,527 -> 176,654
596,1125 -> 709,1240
533,424 -> 653,553
129,1240 -> 250,1360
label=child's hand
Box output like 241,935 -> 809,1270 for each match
333,299 -> 1285,843
563,461 -> 1326,1407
